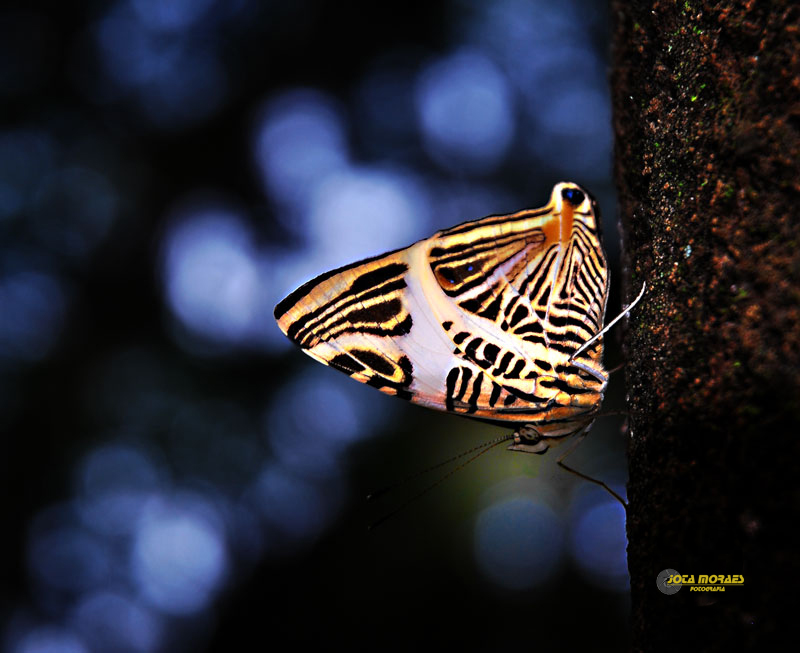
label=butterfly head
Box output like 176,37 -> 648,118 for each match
507,415 -> 596,455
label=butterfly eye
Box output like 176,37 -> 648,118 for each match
561,187 -> 585,206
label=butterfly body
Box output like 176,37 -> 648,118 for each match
275,182 -> 609,454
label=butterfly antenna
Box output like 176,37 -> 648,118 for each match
570,281 -> 647,362
366,434 -> 513,501
367,434 -> 513,531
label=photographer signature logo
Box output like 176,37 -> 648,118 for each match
657,569 -> 745,594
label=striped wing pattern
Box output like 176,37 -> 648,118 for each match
274,182 -> 609,448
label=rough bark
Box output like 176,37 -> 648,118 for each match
611,1 -> 800,649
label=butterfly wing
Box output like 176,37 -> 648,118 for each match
274,248 -> 417,395
274,182 -> 609,435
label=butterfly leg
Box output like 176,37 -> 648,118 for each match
606,361 -> 626,375
556,433 -> 628,509
570,281 -> 647,362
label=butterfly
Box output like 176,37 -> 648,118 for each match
274,182 -> 643,499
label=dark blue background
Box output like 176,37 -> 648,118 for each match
1,1 -> 631,650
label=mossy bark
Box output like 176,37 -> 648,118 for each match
611,1 -> 800,649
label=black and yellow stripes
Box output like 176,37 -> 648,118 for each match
329,349 -> 415,401
428,223 -> 547,297
274,182 -> 611,451
428,183 -> 607,366
274,254 -> 412,349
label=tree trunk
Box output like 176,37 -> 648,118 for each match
611,1 -> 800,649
